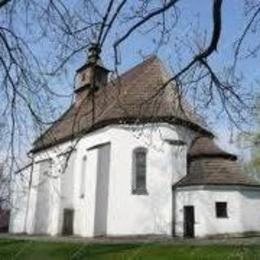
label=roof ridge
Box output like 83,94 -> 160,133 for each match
93,56 -> 162,121
114,55 -> 158,81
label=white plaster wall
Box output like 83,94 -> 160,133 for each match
34,159 -> 52,234
25,162 -> 40,234
11,123 -> 194,237
73,148 -> 98,237
56,152 -> 76,235
72,123 -> 193,237
175,186 -> 260,237
106,124 -> 192,236
93,143 -> 111,236
9,166 -> 31,233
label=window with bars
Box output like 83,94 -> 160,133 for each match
132,147 -> 148,195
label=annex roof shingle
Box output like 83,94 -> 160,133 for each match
176,136 -> 260,187
188,136 -> 237,160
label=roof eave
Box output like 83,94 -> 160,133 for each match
31,116 -> 213,154
188,153 -> 237,161
173,183 -> 260,189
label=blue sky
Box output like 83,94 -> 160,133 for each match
86,0 -> 258,155
2,0 -> 259,161
41,0 -> 259,155
112,0 -> 258,155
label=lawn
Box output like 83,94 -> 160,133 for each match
0,238 -> 260,259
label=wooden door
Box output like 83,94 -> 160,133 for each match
184,206 -> 194,238
62,209 -> 74,235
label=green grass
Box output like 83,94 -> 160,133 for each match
0,238 -> 260,259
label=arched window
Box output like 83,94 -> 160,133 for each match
132,147 -> 148,195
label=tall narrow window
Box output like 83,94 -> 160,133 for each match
80,155 -> 87,198
132,147 -> 147,195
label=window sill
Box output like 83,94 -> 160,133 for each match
132,189 -> 148,195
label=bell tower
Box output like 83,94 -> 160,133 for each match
74,43 -> 109,104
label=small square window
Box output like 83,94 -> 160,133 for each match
215,202 -> 228,218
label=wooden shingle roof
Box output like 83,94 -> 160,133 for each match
188,136 -> 237,160
32,56 -> 211,152
176,136 -> 260,187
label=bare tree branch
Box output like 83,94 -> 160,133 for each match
0,0 -> 11,9
113,0 -> 180,64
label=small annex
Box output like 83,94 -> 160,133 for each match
174,136 -> 260,237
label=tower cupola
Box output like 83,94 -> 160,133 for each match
74,43 -> 109,104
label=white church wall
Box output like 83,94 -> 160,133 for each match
71,123 -> 192,237
9,165 -> 32,233
10,161 -> 41,235
175,186 -> 260,237
11,123 -> 195,237
25,128 -> 113,237
73,147 -> 99,237
93,143 -> 111,236
56,151 -> 76,235
105,124 -> 193,236
24,162 -> 40,234
72,129 -> 113,237
26,141 -> 78,236
239,189 -> 260,233
34,159 -> 52,234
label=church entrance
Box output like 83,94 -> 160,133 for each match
183,206 -> 194,238
62,209 -> 74,235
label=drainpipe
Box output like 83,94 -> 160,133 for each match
172,185 -> 176,237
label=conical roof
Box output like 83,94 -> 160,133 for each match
188,136 -> 236,160
175,136 -> 260,187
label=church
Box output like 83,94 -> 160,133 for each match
9,44 -> 260,238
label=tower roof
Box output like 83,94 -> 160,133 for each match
76,43 -> 109,74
